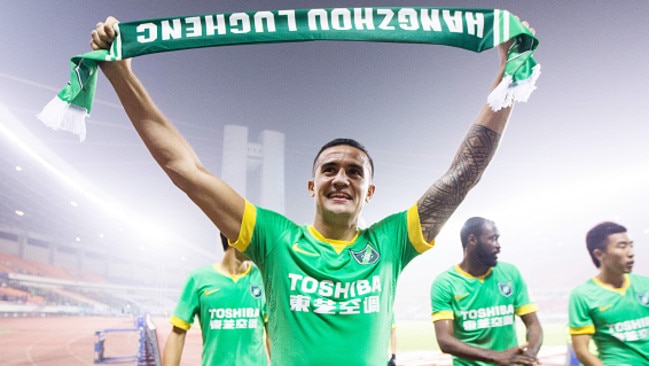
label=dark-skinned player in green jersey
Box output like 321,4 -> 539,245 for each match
431,217 -> 543,366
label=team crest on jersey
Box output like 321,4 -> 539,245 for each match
498,281 -> 513,297
350,244 -> 380,265
638,292 -> 649,307
249,285 -> 263,298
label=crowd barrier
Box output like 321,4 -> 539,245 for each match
94,315 -> 161,366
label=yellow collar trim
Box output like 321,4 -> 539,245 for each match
455,264 -> 493,283
213,262 -> 251,283
592,274 -> 630,295
307,225 -> 359,255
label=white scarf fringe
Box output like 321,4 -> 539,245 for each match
36,97 -> 88,141
487,64 -> 541,111
36,64 -> 541,141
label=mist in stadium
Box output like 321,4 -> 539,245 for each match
1,1 -> 648,365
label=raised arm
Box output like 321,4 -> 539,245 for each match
90,17 -> 244,240
417,25 -> 531,242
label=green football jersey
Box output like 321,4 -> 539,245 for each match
231,201 -> 433,366
170,263 -> 267,366
430,263 -> 537,366
568,273 -> 649,365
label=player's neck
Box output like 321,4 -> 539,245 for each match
312,215 -> 358,241
459,257 -> 491,277
219,250 -> 248,276
597,268 -> 627,289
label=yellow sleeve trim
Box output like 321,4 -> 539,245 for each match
569,325 -> 595,335
170,316 -> 192,331
231,200 -> 256,253
515,303 -> 538,316
432,310 -> 454,322
407,204 -> 435,253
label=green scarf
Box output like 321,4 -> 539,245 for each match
38,7 -> 539,141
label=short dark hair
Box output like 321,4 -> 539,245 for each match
312,138 -> 374,178
219,233 -> 230,252
460,217 -> 489,249
585,221 -> 627,268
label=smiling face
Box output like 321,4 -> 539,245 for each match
308,144 -> 375,227
596,232 -> 635,275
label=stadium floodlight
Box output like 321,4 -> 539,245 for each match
0,101 -> 174,247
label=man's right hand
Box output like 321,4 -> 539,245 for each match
90,16 -> 131,77
90,16 -> 119,51
491,345 -> 539,366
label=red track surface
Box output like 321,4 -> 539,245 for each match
0,316 -> 202,366
1,316 -> 141,365
0,316 -> 567,365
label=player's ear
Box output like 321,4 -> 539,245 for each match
308,179 -> 315,197
593,248 -> 604,262
365,184 -> 376,202
467,233 -> 477,247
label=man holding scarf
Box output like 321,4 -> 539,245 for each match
89,13 -> 535,366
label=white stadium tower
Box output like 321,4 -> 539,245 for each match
222,125 -> 285,214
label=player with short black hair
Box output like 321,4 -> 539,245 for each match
431,217 -> 543,365
91,15 -> 534,365
569,222 -> 649,365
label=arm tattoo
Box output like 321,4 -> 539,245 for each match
418,125 -> 501,241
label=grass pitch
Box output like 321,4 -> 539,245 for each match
395,320 -> 569,351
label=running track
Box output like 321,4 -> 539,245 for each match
0,316 -> 567,365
